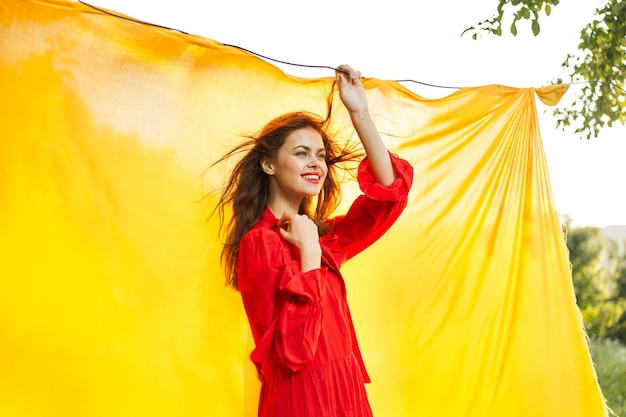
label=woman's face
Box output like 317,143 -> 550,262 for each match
263,127 -> 328,204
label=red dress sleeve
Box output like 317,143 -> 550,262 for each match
238,228 -> 328,378
329,154 -> 414,262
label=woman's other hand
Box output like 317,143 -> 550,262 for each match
277,213 -> 322,272
336,64 -> 368,114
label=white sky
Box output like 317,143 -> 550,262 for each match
88,0 -> 626,227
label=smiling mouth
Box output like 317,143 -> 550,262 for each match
302,174 -> 321,182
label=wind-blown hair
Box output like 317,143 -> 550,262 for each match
214,111 -> 363,290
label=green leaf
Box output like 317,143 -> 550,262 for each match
545,4 -> 552,16
532,19 -> 541,36
497,1 -> 504,14
511,21 -> 518,36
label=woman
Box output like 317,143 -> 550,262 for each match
217,65 -> 413,417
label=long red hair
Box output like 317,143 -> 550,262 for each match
214,111 -> 362,290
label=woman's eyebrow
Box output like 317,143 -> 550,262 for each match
292,145 -> 326,152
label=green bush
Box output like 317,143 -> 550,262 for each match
590,339 -> 626,416
564,221 -> 626,342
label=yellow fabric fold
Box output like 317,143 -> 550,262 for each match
535,84 -> 569,106
0,0 -> 606,416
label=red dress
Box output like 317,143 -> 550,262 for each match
237,155 -> 413,417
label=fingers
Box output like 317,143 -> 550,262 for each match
276,212 -> 319,248
336,64 -> 361,84
274,213 -> 291,230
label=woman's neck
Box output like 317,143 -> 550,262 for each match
266,195 -> 301,219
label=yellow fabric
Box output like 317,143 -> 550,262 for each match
0,1 -> 607,416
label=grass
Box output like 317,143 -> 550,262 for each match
590,339 -> 626,417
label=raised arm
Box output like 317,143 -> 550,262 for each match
336,64 -> 396,187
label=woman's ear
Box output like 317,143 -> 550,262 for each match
260,158 -> 275,175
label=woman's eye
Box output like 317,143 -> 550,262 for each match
295,151 -> 307,157
317,153 -> 326,160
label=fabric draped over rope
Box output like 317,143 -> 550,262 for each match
0,0 -> 607,416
